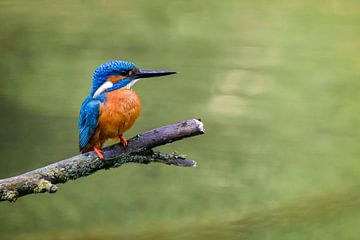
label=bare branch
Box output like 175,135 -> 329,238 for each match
0,119 -> 204,202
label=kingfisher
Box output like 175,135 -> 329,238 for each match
78,60 -> 176,160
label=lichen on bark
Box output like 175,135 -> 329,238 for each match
0,119 -> 204,202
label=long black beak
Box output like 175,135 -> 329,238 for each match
133,69 -> 176,79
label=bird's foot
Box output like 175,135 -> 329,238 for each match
93,146 -> 104,160
120,134 -> 128,147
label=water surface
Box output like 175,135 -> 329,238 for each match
0,1 -> 360,239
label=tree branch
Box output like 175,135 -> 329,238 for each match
0,119 -> 204,202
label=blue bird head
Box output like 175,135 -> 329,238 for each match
90,60 -> 176,98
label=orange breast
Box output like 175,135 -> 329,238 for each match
86,88 -> 141,150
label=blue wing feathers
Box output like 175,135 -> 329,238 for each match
78,96 -> 101,151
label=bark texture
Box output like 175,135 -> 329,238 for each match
0,119 -> 204,202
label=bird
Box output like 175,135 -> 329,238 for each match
78,60 -> 176,160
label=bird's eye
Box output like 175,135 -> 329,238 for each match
120,70 -> 128,76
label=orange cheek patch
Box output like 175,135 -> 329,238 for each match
130,68 -> 139,75
107,75 -> 126,83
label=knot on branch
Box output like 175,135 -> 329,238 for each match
34,179 -> 58,194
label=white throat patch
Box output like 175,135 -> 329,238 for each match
125,79 -> 140,89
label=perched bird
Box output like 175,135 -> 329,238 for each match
78,60 -> 176,159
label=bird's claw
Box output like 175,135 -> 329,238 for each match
93,146 -> 104,160
120,134 -> 128,148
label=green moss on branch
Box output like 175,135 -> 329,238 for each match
0,119 -> 204,202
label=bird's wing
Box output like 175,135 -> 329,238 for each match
78,96 -> 101,151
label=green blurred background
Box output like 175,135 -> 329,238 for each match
0,0 -> 360,239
